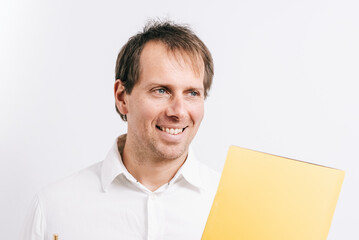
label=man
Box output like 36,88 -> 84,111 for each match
23,20 -> 219,240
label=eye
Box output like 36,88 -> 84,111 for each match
157,88 -> 166,94
189,90 -> 199,97
153,87 -> 169,95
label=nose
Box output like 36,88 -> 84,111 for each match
166,95 -> 186,119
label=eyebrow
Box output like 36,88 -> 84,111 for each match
146,83 -> 204,91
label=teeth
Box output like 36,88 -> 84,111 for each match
160,127 -> 184,135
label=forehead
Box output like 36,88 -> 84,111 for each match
139,41 -> 204,80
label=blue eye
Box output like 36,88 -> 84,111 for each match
190,91 -> 198,96
156,88 -> 166,94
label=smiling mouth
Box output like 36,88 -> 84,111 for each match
156,126 -> 187,135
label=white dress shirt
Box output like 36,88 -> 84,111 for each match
22,135 -> 220,240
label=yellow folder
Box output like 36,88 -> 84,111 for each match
202,146 -> 345,240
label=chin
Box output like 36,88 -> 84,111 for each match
154,144 -> 188,161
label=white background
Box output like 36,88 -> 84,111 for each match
1,0 -> 358,239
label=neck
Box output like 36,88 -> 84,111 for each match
121,138 -> 187,192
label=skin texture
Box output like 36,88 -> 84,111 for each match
114,41 -> 205,191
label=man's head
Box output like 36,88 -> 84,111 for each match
114,20 -> 214,161
114,20 -> 214,121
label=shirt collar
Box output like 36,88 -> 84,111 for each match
173,147 -> 204,190
101,134 -> 128,192
101,134 -> 204,192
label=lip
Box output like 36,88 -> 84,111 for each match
156,124 -> 187,129
156,124 -> 187,130
155,125 -> 188,142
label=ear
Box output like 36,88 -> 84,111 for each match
114,79 -> 128,115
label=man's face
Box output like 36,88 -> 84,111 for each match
120,41 -> 205,161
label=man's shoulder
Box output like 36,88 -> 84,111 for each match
38,161 -> 104,200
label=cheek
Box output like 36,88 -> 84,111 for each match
129,99 -> 161,124
190,102 -> 204,124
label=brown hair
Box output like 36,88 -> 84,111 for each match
115,20 -> 214,120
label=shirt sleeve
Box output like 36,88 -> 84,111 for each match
22,194 -> 45,240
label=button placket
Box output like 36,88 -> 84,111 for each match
147,193 -> 163,240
